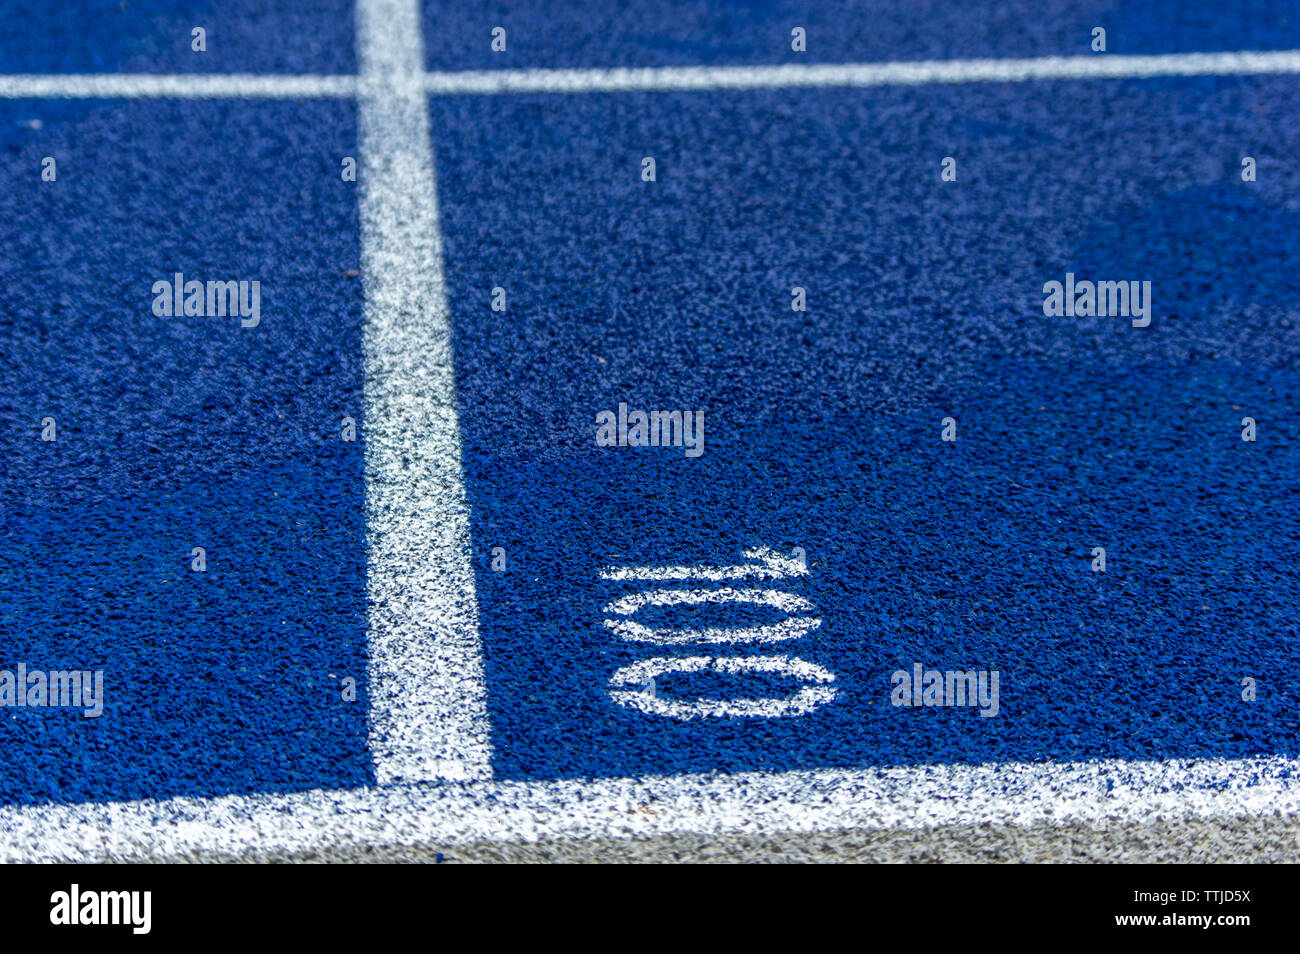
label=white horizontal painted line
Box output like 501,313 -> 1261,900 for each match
423,50 -> 1300,95
4,756 -> 1299,862
0,73 -> 356,98
3,50 -> 1299,100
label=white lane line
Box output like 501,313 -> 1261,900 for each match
0,73 -> 356,98
357,0 -> 491,784
4,50 -> 1299,100
4,756 -> 1299,862
424,50 -> 1300,94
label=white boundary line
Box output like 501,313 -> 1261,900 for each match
3,756 -> 1299,862
2,35 -> 1299,858
0,73 -> 356,98
422,50 -> 1300,94
2,50 -> 1299,100
357,0 -> 491,783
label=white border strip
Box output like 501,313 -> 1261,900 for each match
422,50 -> 1300,95
358,0 -> 491,784
4,757 -> 1299,862
0,73 -> 355,98
3,51 -> 1299,100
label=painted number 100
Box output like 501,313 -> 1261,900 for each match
600,546 -> 839,719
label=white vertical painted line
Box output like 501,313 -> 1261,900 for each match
356,0 -> 492,783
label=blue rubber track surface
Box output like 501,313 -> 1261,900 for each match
0,96 -> 370,805
422,0 -> 1300,69
0,1 -> 356,74
436,74 -> 1300,779
0,0 -> 1297,806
